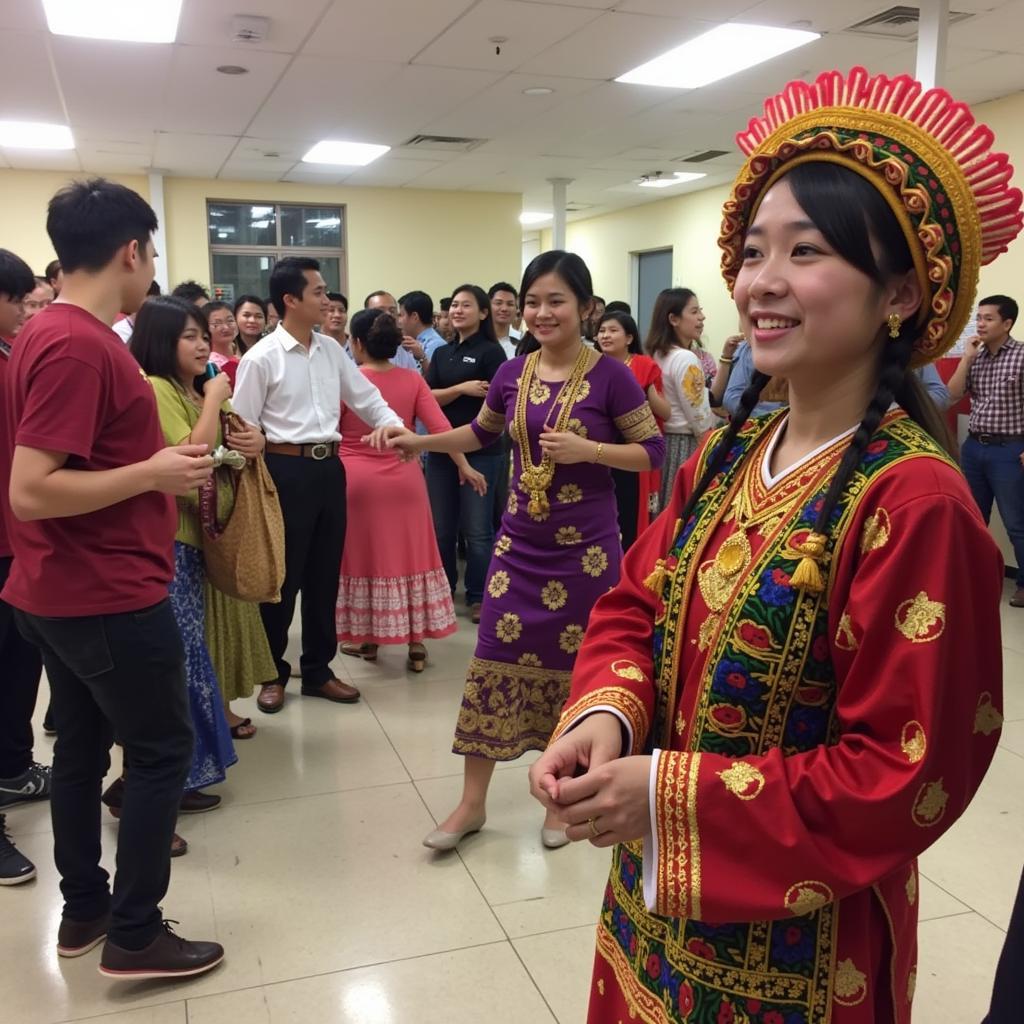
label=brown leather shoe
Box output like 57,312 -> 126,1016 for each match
57,911 -> 110,958
470,603 -> 482,624
98,921 -> 224,980
300,677 -> 360,704
256,683 -> 285,714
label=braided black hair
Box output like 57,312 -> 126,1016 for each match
676,161 -> 958,544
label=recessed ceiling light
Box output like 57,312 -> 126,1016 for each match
616,23 -> 819,90
43,0 -> 183,44
0,121 -> 74,150
523,87 -> 554,96
302,140 -> 390,166
217,65 -> 249,76
637,171 -> 706,189
519,212 -> 552,225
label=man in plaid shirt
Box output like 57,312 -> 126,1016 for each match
949,295 -> 1024,605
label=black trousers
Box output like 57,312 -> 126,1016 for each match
611,468 -> 640,553
0,556 -> 43,778
16,601 -> 193,949
261,453 -> 346,687
983,861 -> 1024,1023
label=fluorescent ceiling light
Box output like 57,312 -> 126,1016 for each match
250,220 -> 270,229
616,23 -> 819,89
0,121 -> 74,150
43,0 -> 183,44
302,140 -> 390,166
638,171 -> 706,189
519,212 -> 552,225
250,205 -> 273,217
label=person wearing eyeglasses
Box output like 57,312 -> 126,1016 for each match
204,301 -> 240,383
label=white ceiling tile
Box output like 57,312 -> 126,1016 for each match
421,73 -> 601,139
304,0 -> 478,62
175,0 -> 330,53
246,57 -> 402,140
739,0 -> 896,34
616,0 -> 755,18
160,46 -> 293,134
3,148 -> 81,171
152,133 -> 240,177
949,4 -> 1024,54
52,37 -> 174,133
515,10 -> 710,80
412,0 -> 603,73
343,157 -> 446,187
0,31 -> 68,123
280,166 -> 350,184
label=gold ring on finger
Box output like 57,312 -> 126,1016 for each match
587,816 -> 600,839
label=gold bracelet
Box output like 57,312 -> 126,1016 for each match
719,356 -> 734,365
594,441 -> 604,464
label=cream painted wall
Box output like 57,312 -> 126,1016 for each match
0,170 -> 150,274
0,170 -> 522,306
163,179 -> 521,307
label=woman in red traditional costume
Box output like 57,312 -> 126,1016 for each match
530,66 -> 1021,1024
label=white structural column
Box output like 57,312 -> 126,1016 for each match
147,172 -> 170,292
547,177 -> 573,250
915,0 -> 949,89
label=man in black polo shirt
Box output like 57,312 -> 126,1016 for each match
425,286 -> 506,622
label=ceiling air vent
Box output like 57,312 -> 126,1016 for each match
402,134 -> 487,152
566,202 -> 595,212
846,6 -> 972,39
673,149 -> 730,164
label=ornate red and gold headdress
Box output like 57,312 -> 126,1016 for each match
719,66 -> 1024,366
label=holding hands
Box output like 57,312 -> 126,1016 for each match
528,712 -> 652,847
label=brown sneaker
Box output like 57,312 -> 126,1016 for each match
57,911 -> 110,958
98,921 -> 224,980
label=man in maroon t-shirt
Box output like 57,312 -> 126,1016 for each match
1,179 -> 223,980
0,247 -> 48,887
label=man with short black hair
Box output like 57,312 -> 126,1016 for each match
435,296 -> 453,341
170,280 -> 209,307
363,291 -> 420,371
234,258 -> 405,714
948,294 -> 1024,605
2,178 -> 221,977
323,291 -> 348,346
0,248 -> 47,887
398,290 -> 446,371
488,282 -> 522,359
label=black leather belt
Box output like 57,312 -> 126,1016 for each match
969,432 -> 1024,445
265,441 -> 339,459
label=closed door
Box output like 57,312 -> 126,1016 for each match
636,248 -> 673,339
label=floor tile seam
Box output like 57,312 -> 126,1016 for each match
167,937 -> 518,1008
506,921 -> 602,942
409,776 -> 514,943
358,692 -> 417,785
507,936 -> 561,1023
55,995 -> 187,1024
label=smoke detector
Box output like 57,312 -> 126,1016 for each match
230,15 -> 270,44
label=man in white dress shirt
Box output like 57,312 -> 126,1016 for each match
233,257 -> 404,714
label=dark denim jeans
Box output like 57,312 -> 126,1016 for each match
16,601 -> 193,949
962,435 -> 1024,586
0,557 -> 43,777
427,451 -> 501,605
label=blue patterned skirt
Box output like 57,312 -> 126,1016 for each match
169,542 -> 237,790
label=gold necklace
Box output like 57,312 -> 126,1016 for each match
514,345 -> 591,518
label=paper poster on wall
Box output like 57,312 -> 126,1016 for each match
213,284 -> 235,304
948,305 -> 979,357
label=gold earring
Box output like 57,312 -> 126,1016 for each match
887,313 -> 901,339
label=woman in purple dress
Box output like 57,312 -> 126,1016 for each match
388,251 -> 664,850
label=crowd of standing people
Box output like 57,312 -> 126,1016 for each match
0,58 -> 1023,1019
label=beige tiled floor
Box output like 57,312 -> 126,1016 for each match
5,588 -> 1022,1023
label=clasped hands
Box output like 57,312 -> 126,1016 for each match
528,712 -> 652,847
